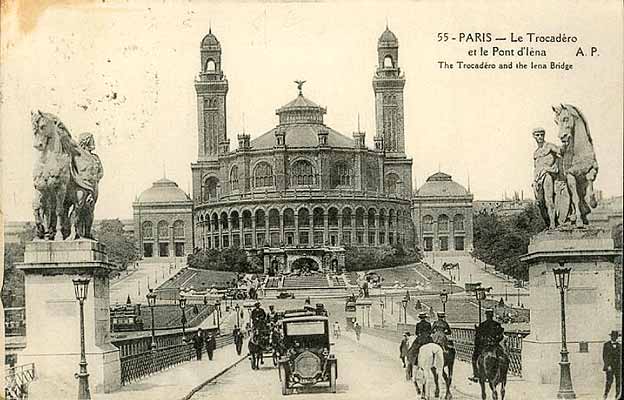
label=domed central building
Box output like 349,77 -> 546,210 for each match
190,27 -> 414,274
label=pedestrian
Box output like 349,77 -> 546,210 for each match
233,325 -> 244,356
399,332 -> 411,368
603,330 -> 621,399
205,332 -> 217,360
193,328 -> 204,361
354,322 -> 361,341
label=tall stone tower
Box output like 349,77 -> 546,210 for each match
373,26 -> 406,157
195,29 -> 229,160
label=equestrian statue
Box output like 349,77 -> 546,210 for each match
31,110 -> 103,240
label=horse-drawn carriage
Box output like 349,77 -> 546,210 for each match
248,321 -> 282,369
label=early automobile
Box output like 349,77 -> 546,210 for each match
277,315 -> 337,395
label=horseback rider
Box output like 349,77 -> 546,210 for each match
432,311 -> 451,335
469,309 -> 504,382
415,311 -> 433,338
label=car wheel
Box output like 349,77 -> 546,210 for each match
329,362 -> 337,393
279,364 -> 291,395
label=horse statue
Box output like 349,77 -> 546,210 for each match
31,111 -> 103,240
413,342 -> 445,400
552,104 -> 599,226
476,339 -> 509,400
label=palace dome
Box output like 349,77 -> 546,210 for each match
378,28 -> 398,46
201,30 -> 220,48
137,178 -> 191,203
416,172 -> 470,197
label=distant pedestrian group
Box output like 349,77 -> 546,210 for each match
193,328 -> 217,361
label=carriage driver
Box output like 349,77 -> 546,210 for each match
469,309 -> 504,383
251,301 -> 267,329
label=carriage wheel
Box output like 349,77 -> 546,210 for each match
279,364 -> 291,395
329,362 -> 337,393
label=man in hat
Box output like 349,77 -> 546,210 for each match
603,330 -> 621,399
399,332 -> 412,368
432,312 -> 451,335
469,308 -> 504,382
251,301 -> 267,330
267,305 -> 278,324
415,311 -> 432,337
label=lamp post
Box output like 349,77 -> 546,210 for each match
474,287 -> 488,324
553,264 -> 576,399
235,304 -> 240,327
178,294 -> 187,343
146,289 -> 157,351
72,277 -> 91,400
401,298 -> 408,325
440,290 -> 449,314
216,300 -> 221,331
380,300 -> 385,328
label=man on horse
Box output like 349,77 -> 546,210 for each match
469,309 -> 504,382
432,312 -> 452,350
251,301 -> 267,330
406,312 -> 433,378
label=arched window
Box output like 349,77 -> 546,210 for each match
355,208 -> 365,227
298,208 -> 310,227
206,59 -> 216,72
255,209 -> 266,228
220,212 -> 229,230
328,207 -> 339,226
173,220 -> 184,238
284,209 -> 295,227
368,209 -> 377,227
330,161 -> 353,188
379,209 -> 386,227
422,215 -> 433,233
388,210 -> 395,228
231,211 -> 240,230
454,214 -> 465,231
242,210 -> 252,229
439,214 -> 449,233
313,208 -> 324,227
342,208 -> 352,227
290,160 -> 315,186
202,176 -> 219,202
230,166 -> 239,191
385,173 -> 400,194
269,209 -> 280,228
253,162 -> 274,188
142,221 -> 153,239
157,220 -> 169,239
211,213 -> 219,231
366,161 -> 379,191
384,55 -> 394,68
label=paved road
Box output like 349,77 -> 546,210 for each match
191,332 -> 470,400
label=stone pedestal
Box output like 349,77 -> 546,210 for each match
17,240 -> 121,394
521,227 -> 620,394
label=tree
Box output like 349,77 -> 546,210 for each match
2,222 -> 35,308
187,247 -> 253,273
343,243 -> 422,271
95,219 -> 139,270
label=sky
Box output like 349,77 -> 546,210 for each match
1,0 -> 622,221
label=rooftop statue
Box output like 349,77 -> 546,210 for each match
31,110 -> 103,240
553,104 -> 599,226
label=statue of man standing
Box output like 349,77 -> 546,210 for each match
532,127 -> 563,229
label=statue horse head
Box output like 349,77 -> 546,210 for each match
552,104 -> 597,175
31,110 -> 71,154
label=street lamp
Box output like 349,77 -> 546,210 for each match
380,300 -> 385,328
178,294 -> 187,343
72,277 -> 91,400
215,300 -> 221,331
440,290 -> 449,314
401,298 -> 408,325
146,289 -> 157,351
474,287 -> 488,324
235,304 -> 240,328
553,263 -> 576,399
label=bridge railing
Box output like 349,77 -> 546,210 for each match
397,323 -> 527,377
5,362 -> 36,400
112,328 -> 235,386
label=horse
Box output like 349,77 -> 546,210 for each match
407,334 -> 455,399
476,343 -> 509,400
247,329 -> 265,370
31,111 -> 73,240
413,342 -> 445,400
553,104 -> 599,225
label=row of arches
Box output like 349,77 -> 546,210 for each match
195,205 -> 411,250
141,220 -> 186,239
201,162 -> 403,202
421,214 -> 465,233
140,220 -> 187,258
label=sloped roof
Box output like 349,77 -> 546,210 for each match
250,124 -> 354,149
